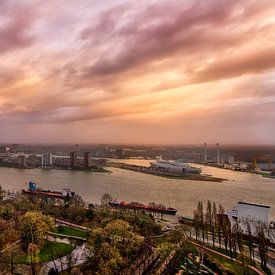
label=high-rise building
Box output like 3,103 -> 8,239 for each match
41,153 -> 53,167
18,155 -> 27,168
70,151 -> 77,167
84,152 -> 91,168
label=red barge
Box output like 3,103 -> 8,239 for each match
109,200 -> 177,215
22,181 -> 74,199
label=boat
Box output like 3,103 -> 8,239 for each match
22,181 -> 75,199
109,200 -> 177,215
150,158 -> 202,174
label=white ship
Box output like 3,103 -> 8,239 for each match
150,158 -> 202,174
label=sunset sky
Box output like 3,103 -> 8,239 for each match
0,0 -> 275,145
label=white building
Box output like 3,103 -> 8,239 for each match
229,201 -> 270,237
41,153 -> 53,167
228,155 -> 235,165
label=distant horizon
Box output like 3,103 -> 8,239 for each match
1,141 -> 275,148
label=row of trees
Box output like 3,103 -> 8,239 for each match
193,200 -> 269,269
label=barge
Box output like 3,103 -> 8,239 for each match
22,181 -> 74,199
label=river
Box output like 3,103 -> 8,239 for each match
0,159 -> 275,218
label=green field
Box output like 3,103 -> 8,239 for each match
56,225 -> 88,238
39,242 -> 74,262
21,241 -> 73,263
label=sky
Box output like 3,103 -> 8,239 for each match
0,0 -> 275,145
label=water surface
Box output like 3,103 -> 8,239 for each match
0,160 -> 274,218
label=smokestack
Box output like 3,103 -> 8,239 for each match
204,142 -> 207,162
216,142 -> 220,164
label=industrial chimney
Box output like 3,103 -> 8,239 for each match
216,142 -> 220,165
204,142 -> 207,162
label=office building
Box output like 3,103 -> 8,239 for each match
84,152 -> 91,168
18,155 -> 27,168
70,151 -> 77,167
41,153 -> 53,167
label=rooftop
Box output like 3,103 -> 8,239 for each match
237,201 -> 270,209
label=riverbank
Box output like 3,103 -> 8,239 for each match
0,164 -> 111,173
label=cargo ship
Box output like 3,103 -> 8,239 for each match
22,181 -> 75,199
109,200 -> 177,215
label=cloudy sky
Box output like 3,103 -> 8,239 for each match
0,0 -> 275,144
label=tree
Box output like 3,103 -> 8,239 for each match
220,214 -> 230,253
196,202 -> 204,243
217,204 -> 225,248
0,184 -> 5,201
237,251 -> 250,275
236,222 -> 243,253
85,219 -> 143,274
256,222 -> 269,268
27,243 -> 40,275
20,211 -> 54,250
100,193 -> 113,216
68,194 -> 85,208
205,200 -> 212,243
246,221 -> 254,260
211,202 -> 217,247
0,243 -> 23,274
101,193 -> 113,206
193,210 -> 199,241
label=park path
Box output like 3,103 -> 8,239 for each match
190,240 -> 264,275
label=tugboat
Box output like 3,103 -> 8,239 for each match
22,181 -> 75,199
109,200 -> 177,215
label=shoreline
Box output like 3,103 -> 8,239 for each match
0,165 -> 111,173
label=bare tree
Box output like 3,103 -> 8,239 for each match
246,221 -> 254,260
217,204 -> 225,249
101,193 -> 113,206
205,200 -> 212,243
256,222 -> 269,269
193,210 -> 199,241
196,202 -> 204,243
212,202 -> 217,247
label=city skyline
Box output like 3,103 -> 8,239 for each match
0,0 -> 275,144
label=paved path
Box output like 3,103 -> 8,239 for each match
190,240 -> 264,275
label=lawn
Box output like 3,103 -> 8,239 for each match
56,225 -> 88,238
206,251 -> 258,275
20,241 -> 74,263
39,242 -> 74,262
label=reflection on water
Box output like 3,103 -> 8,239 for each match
0,160 -> 275,218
